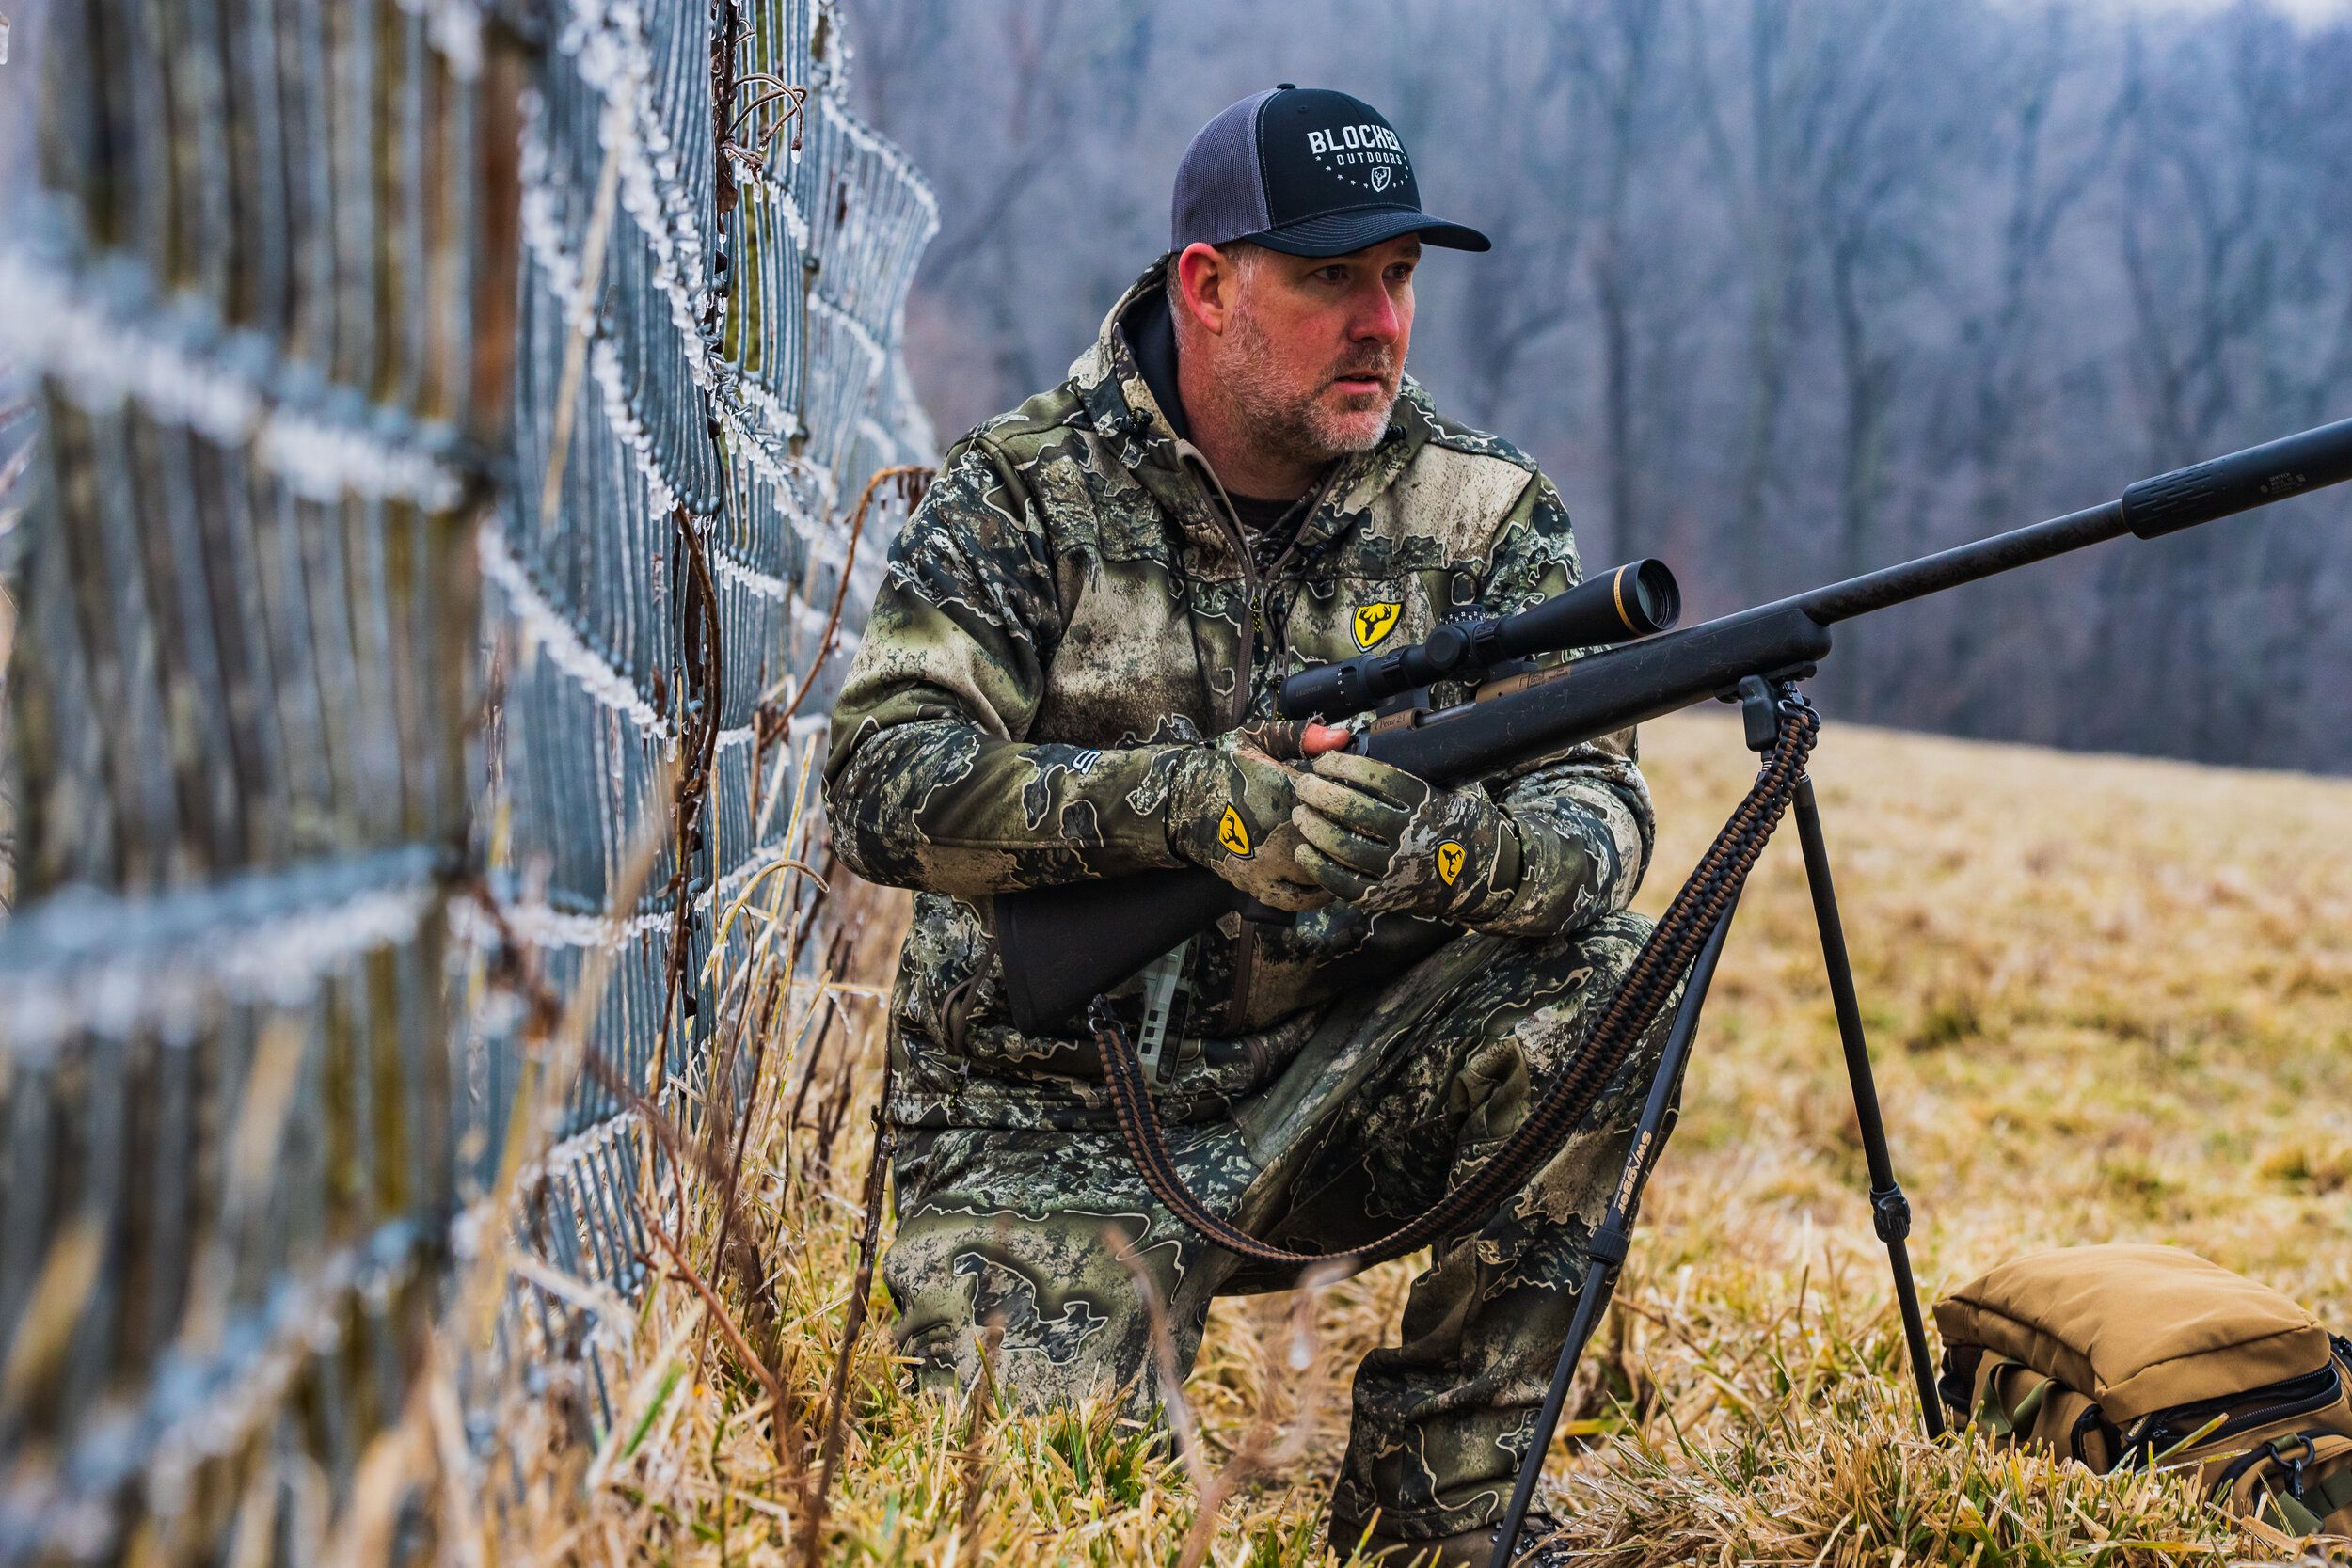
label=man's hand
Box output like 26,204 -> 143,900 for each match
1167,724 -> 1347,911
1291,750 -> 1524,922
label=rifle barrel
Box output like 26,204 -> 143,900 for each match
1785,413 -> 2352,628
1792,499 -> 2126,626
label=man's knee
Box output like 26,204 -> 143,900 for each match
1468,908 -> 1651,1021
1536,908 -> 1652,980
1445,911 -> 1656,1114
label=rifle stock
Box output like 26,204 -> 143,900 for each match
995,866 -> 1234,1038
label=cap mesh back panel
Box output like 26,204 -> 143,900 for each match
1171,89 -> 1277,248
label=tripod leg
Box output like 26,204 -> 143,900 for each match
1487,895 -> 1742,1568
1790,776 -> 1947,1439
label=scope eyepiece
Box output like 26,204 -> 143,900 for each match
1279,559 -> 1680,721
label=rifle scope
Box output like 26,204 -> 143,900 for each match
1279,558 -> 1680,721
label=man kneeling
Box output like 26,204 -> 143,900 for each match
824,85 -> 1669,1567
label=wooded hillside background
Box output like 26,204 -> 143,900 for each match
840,0 -> 2352,775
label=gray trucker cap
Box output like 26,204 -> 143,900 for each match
1171,85 -> 1491,258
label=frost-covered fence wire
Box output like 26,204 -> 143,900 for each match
471,0 -> 936,1462
0,5 -> 516,1560
0,0 -> 934,1558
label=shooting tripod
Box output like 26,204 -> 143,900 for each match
1487,673 -> 1946,1568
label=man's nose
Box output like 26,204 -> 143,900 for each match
1348,278 -> 1403,343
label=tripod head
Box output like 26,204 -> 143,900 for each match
1278,558 -> 1681,721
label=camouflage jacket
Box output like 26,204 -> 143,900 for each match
824,261 -> 1655,1131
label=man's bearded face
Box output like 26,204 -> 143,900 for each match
1213,238 -> 1418,467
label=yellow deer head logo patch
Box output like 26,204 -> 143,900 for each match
1353,601 -> 1403,650
1217,804 -> 1254,858
1436,840 -> 1466,886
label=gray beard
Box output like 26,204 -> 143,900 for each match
1219,307 -> 1398,468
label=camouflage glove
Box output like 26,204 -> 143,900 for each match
1166,726 -> 1332,912
1291,750 -> 1524,922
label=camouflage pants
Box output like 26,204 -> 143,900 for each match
883,911 -> 1676,1543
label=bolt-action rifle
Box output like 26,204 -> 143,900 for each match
993,415 -> 2352,1034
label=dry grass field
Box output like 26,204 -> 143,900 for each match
515,712 -> 2352,1566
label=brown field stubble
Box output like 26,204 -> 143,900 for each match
534,712 -> 2352,1565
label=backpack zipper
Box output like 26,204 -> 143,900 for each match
2131,1359 -> 2345,1458
2207,1432 -> 2328,1498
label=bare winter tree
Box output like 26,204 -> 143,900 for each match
839,0 -> 2352,775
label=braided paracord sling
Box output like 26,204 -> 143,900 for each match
1089,692 -> 1821,1270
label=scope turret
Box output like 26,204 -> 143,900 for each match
1279,559 -> 1680,721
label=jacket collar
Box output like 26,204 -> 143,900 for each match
1071,257 -> 1433,569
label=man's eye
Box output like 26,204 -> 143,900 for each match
1316,266 -> 1349,284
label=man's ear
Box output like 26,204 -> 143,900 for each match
1174,242 -> 1238,337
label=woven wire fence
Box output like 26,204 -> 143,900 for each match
0,0 -> 935,1560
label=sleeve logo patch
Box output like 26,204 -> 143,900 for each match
1436,840 -> 1466,885
1353,601 -> 1403,650
1217,804 -> 1254,858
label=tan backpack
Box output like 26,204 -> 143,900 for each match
1935,1244 -> 2352,1539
